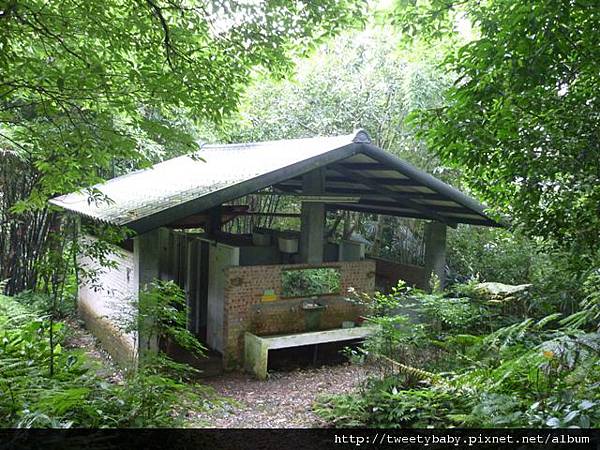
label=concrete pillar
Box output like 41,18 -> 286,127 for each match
157,227 -> 172,281
207,207 -> 222,237
299,169 -> 326,264
423,221 -> 447,291
134,228 -> 162,354
135,228 -> 161,290
186,237 -> 200,334
207,243 -> 239,357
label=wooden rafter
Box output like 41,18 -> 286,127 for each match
331,164 -> 453,225
324,204 -> 488,226
325,176 -> 421,186
269,184 -> 451,201
338,162 -> 388,171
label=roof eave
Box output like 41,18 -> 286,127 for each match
358,143 -> 506,228
126,142 -> 363,234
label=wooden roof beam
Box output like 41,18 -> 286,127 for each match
337,162 -> 389,171
283,175 -> 422,187
270,185 -> 451,201
331,163 -> 456,227
357,199 -> 469,213
325,204 -> 499,226
325,176 -> 421,186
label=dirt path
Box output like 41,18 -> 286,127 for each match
63,317 -> 125,384
192,364 -> 372,428
64,318 -> 371,428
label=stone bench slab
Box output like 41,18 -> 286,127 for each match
244,326 -> 376,380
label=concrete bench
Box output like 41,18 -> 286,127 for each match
244,326 -> 376,380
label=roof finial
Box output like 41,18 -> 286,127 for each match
352,129 -> 371,144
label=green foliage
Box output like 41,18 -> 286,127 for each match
560,271 -> 600,331
393,0 -> 600,262
281,268 -> 341,298
317,278 -> 600,428
447,227 -> 598,318
316,378 -> 472,428
358,281 -> 496,338
412,293 -> 485,332
0,295 -> 93,427
224,26 -> 449,172
92,353 -> 209,428
0,0 -> 366,297
2,0 -> 366,195
14,290 -> 75,319
0,291 -> 214,428
447,226 -> 536,285
137,280 -> 205,356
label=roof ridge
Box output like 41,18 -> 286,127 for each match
352,129 -> 371,144
200,132 -> 356,151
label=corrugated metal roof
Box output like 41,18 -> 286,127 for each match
50,131 -> 502,232
50,133 -> 358,227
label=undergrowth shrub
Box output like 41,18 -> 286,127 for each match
0,281 -> 216,428
447,227 -> 536,285
319,275 -> 600,428
316,378 -> 474,428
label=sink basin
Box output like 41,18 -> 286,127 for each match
301,300 -> 327,311
302,299 -> 326,331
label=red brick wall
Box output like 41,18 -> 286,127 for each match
222,260 -> 375,368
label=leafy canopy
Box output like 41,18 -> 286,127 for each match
225,27 -> 450,172
392,0 -> 600,258
0,0 -> 365,206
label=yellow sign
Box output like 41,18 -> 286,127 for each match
261,289 -> 278,302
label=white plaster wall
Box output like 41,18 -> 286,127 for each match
78,234 -> 138,365
207,242 -> 239,353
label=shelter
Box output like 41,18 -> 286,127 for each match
50,130 -> 500,377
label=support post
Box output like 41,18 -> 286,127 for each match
157,227 -> 172,281
207,207 -> 222,237
299,168 -> 326,264
423,221 -> 447,291
186,237 -> 200,334
244,332 -> 269,380
134,228 -> 162,355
